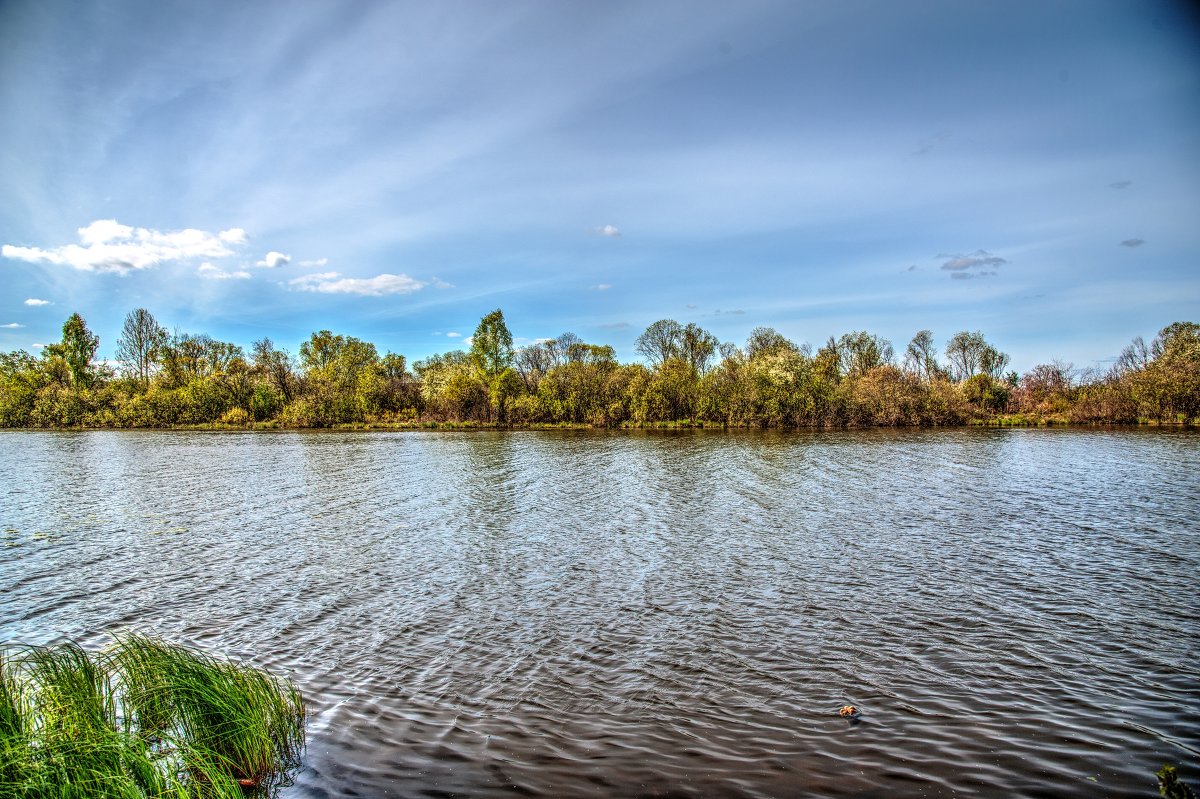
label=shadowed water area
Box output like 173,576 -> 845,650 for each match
1,429 -> 1197,797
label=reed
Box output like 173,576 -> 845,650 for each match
0,636 -> 304,798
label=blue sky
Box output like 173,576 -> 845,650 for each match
2,0 -> 1198,372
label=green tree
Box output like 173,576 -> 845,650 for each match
470,309 -> 517,422
45,313 -> 100,388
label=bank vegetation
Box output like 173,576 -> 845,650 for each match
1,309 -> 1196,430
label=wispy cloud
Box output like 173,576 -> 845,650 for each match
938,250 -> 1007,271
256,251 -> 291,268
939,250 -> 1006,280
297,258 -> 328,268
594,283 -> 612,290
1,220 -> 248,275
597,224 -> 621,237
1108,180 -> 1132,190
1120,238 -> 1145,248
24,298 -> 51,306
288,272 -> 428,296
599,321 -> 630,330
445,331 -> 462,338
1,323 -> 24,329
198,263 -> 251,280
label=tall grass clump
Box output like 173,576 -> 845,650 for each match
0,636 -> 305,798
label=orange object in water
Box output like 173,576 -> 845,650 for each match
839,705 -> 860,718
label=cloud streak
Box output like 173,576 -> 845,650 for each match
1120,238 -> 1145,248
2,220 -> 248,275
198,263 -> 251,280
288,271 -> 428,296
938,250 -> 1007,272
24,298 -> 51,306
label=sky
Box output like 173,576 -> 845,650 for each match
2,0 -> 1198,372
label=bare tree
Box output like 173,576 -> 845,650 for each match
115,308 -> 167,385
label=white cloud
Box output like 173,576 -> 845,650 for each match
24,298 -> 51,306
297,257 -> 328,267
1,219 -> 249,275
594,283 -> 612,290
32,343 -> 45,349
446,331 -> 462,338
597,224 -> 621,237
256,250 -> 291,268
2,323 -> 24,329
288,272 -> 428,296
197,262 -> 251,280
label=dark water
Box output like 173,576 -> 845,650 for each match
1,429 -> 1197,797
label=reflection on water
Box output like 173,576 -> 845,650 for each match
1,429 -> 1197,797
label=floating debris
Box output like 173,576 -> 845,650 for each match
839,705 -> 861,719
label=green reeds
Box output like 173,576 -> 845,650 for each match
0,636 -> 304,798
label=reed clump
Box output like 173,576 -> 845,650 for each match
0,635 -> 304,798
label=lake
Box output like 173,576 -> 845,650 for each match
1,429 -> 1197,797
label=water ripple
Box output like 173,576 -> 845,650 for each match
1,428 -> 1197,797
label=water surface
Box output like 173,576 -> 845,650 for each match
1,429 -> 1197,797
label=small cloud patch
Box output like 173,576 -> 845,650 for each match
1108,180 -> 1132,190
446,332 -> 462,338
2,323 -> 24,329
1120,238 -> 1145,248
597,224 -> 621,237
594,283 -> 612,290
599,322 -> 630,330
256,251 -> 291,268
24,298 -> 51,306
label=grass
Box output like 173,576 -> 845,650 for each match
0,635 -> 304,798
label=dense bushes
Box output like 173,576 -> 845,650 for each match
1,310 -> 1196,429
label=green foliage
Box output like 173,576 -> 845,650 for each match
0,636 -> 304,798
1,307 -> 1196,429
1159,764 -> 1197,799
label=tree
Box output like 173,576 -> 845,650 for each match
680,322 -> 719,373
903,330 -> 941,382
115,308 -> 167,386
945,330 -> 1008,381
836,331 -> 894,378
251,338 -> 297,403
745,327 -> 796,360
47,313 -> 100,388
635,319 -> 718,373
470,309 -> 517,422
635,319 -> 684,367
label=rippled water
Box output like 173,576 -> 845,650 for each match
1,429 -> 1197,797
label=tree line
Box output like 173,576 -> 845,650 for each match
0,308 -> 1196,428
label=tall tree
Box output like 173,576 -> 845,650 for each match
903,330 -> 940,382
945,331 -> 1008,381
115,308 -> 167,386
51,313 -> 100,388
635,319 -> 683,366
470,309 -> 517,422
680,322 -> 719,373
